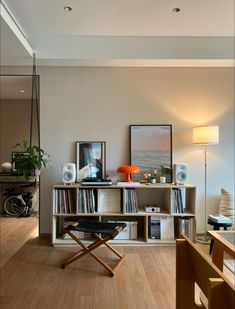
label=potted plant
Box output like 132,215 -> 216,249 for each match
12,140 -> 49,181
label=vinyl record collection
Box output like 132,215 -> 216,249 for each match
125,189 -> 138,213
78,189 -> 96,213
54,189 -> 76,214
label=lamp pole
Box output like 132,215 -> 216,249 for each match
193,125 -> 219,244
204,144 -> 207,242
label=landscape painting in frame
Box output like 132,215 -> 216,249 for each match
76,141 -> 106,182
130,125 -> 172,182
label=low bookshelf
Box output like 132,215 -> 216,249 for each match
52,183 -> 196,246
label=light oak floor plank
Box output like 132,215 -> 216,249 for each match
3,217 -> 230,308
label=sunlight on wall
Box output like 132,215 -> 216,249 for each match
163,95 -> 228,126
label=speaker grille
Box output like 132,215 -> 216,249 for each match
63,171 -> 73,182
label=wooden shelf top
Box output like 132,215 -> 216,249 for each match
52,183 -> 196,189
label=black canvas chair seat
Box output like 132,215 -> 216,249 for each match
65,219 -> 126,238
61,219 -> 127,276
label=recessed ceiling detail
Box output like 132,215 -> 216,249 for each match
1,0 -> 234,67
172,8 -> 181,13
0,1 -> 33,57
64,6 -> 72,12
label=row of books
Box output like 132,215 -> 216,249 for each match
125,189 -> 138,213
54,189 -> 76,214
177,217 -> 195,241
78,189 -> 96,213
172,188 -> 185,213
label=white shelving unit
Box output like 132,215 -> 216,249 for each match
52,183 -> 196,246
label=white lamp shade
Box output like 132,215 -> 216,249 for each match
193,126 -> 219,145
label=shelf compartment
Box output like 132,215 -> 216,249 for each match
132,188 -> 171,214
53,188 -> 76,214
97,188 -> 123,213
148,216 -> 175,241
101,215 -> 147,242
53,215 -> 100,244
171,187 -> 196,215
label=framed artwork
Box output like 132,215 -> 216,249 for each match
76,141 -> 106,181
130,125 -> 172,182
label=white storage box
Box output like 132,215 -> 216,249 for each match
109,221 -> 138,240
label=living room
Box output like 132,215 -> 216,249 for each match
0,1 -> 234,308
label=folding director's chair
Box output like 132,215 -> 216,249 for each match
61,219 -> 127,276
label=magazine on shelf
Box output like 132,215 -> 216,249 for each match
172,188 -> 185,213
116,182 -> 141,186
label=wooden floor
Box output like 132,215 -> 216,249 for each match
4,218 -> 233,309
0,216 -> 178,309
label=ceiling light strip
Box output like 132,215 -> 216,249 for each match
0,2 -> 33,57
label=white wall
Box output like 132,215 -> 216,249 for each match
0,98 -> 38,166
36,67 -> 234,234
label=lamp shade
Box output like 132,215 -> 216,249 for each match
193,126 -> 219,145
117,165 -> 140,182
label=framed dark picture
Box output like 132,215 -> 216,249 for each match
11,151 -> 27,172
76,141 -> 106,181
130,125 -> 172,182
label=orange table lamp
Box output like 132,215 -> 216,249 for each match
117,165 -> 140,182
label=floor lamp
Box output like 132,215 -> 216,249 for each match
193,125 -> 219,243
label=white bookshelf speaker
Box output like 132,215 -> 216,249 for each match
173,164 -> 188,185
62,163 -> 76,184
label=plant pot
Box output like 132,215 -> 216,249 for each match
35,168 -> 41,176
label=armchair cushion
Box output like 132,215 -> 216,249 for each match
219,188 -> 234,226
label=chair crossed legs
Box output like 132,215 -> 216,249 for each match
61,219 -> 127,276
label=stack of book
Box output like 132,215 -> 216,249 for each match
178,217 -> 195,241
78,189 -> 95,213
54,189 -> 76,214
125,189 -> 138,213
208,214 -> 232,224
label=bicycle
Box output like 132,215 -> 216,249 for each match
3,184 -> 34,217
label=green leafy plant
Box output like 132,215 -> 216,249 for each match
12,140 -> 49,181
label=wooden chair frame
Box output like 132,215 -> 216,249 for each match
176,236 -> 235,309
61,228 -> 126,277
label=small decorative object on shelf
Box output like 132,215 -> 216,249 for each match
143,168 -> 160,183
145,205 -> 160,213
117,165 -> 140,182
1,162 -> 12,173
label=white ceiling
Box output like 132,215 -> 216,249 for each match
1,0 -> 235,66
4,0 -> 235,37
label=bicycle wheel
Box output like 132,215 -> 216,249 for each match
3,196 -> 25,216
